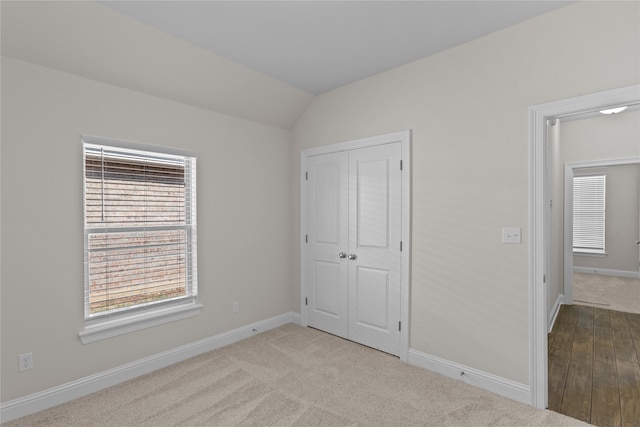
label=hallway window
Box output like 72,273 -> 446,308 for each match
573,174 -> 606,254
83,138 -> 198,321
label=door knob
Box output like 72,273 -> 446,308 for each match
636,241 -> 640,245
338,252 -> 347,259
348,254 -> 357,260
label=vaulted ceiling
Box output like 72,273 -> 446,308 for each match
101,1 -> 571,95
1,1 -> 571,128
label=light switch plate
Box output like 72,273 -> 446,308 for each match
502,227 -> 521,244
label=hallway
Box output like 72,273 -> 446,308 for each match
548,305 -> 640,426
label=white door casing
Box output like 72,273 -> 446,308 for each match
301,130 -> 411,361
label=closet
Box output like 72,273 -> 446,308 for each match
301,131 -> 410,357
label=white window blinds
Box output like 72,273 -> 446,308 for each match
572,174 -> 606,253
83,138 -> 197,320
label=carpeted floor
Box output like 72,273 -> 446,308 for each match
573,272 -> 640,315
3,324 -> 590,426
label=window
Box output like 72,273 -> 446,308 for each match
81,136 -> 199,343
573,174 -> 606,254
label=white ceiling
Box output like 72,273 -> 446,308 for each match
101,1 -> 572,94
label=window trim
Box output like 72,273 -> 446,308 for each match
79,300 -> 202,344
80,135 -> 199,343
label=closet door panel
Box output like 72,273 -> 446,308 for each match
306,152 -> 349,338
348,143 -> 402,356
356,158 -> 390,248
354,266 -> 390,330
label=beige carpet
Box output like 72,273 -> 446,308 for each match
573,272 -> 640,314
3,324 -> 590,427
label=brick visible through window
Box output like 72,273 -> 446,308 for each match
83,140 -> 197,319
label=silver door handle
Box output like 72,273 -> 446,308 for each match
636,241 -> 640,245
348,254 -> 357,260
338,252 -> 347,259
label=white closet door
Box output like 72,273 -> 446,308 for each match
306,151 -> 349,338
305,142 -> 402,356
348,143 -> 402,355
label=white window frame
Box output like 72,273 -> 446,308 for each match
572,173 -> 606,254
79,135 -> 201,344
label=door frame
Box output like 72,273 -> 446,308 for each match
529,84 -> 639,408
300,130 -> 412,362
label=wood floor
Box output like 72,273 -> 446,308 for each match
548,304 -> 640,427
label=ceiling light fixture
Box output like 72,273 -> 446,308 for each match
599,106 -> 628,115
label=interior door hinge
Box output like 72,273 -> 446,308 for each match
305,234 -> 308,243
398,321 -> 401,332
400,160 -> 403,170
400,241 -> 403,252
305,297 -> 308,306
543,274 -> 546,283
305,171 -> 308,180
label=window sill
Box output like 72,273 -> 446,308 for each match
573,250 -> 607,257
79,302 -> 202,344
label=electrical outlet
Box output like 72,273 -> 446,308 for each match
233,301 -> 239,313
19,352 -> 33,372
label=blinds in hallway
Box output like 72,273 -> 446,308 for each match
573,174 -> 606,254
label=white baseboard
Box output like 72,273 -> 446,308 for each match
573,267 -> 640,279
0,312 -> 300,423
548,294 -> 564,333
408,349 -> 530,405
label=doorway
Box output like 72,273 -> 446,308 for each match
300,130 -> 411,361
529,84 -> 640,408
564,160 -> 640,310
546,111 -> 640,424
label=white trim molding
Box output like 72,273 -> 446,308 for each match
529,84 -> 640,409
408,349 -> 530,405
1,312 -> 301,423
573,267 -> 640,279
548,294 -> 564,333
79,302 -> 203,344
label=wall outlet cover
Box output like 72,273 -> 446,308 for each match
19,352 -> 33,371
